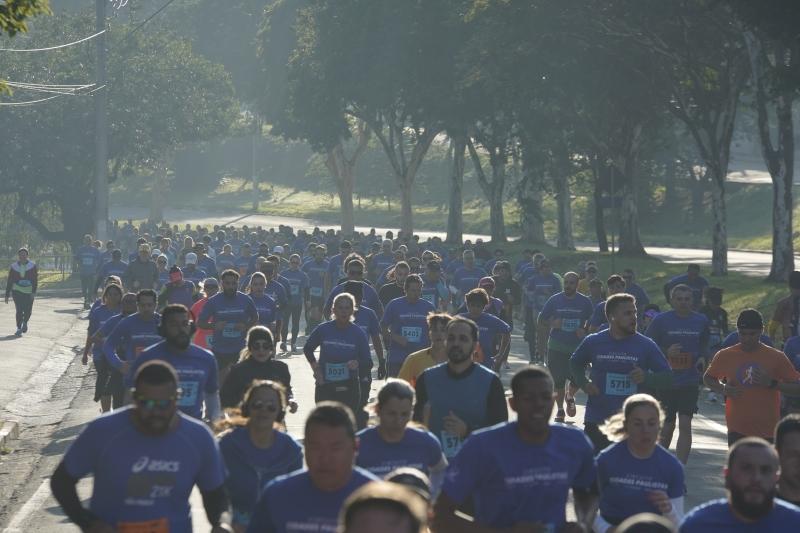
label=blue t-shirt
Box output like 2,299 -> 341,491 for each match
62,408 -> 225,533
97,260 -> 128,283
680,498 -> 800,532
304,321 -> 372,383
245,468 -> 378,533
538,292 -> 594,351
784,336 -> 800,370
302,259 -> 329,299
458,312 -> 511,367
645,310 -> 710,386
571,330 -> 671,424
371,252 -> 396,276
325,281 -> 383,318
76,245 -> 102,275
421,275 -> 448,309
182,266 -> 207,286
161,280 -> 195,309
356,426 -> 443,477
453,266 -> 488,296
589,300 -> 609,331
721,331 -> 774,349
216,252 -> 237,272
326,253 -> 347,282
354,305 -> 381,339
129,341 -> 219,420
282,269 -> 310,304
88,304 -> 117,364
235,256 -> 252,277
442,422 -> 596,529
381,297 -> 436,365
597,441 -> 685,524
102,312 -> 162,374
525,273 -> 562,311
251,293 -> 278,328
219,427 -> 303,528
198,292 -> 258,354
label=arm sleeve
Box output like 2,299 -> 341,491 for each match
50,462 -> 98,530
200,484 -> 230,528
485,376 -> 509,426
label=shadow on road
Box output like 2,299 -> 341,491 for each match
0,334 -> 21,342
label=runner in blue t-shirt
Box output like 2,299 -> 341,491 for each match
570,293 -> 672,453
129,305 -> 221,422
680,438 -> 800,532
524,259 -> 562,363
588,275 -> 627,334
280,254 -> 310,352
102,290 -> 162,385
645,284 -> 709,465
50,360 -> 231,533
434,366 -> 598,531
341,281 -> 386,402
75,234 -> 102,309
381,275 -> 436,377
356,380 -> 446,492
302,246 -> 329,333
94,250 -> 128,292
324,262 -> 384,320
198,269 -> 258,382
304,293 -> 373,425
326,240 -> 353,292
246,402 -> 379,533
247,272 -> 279,336
538,272 -> 594,423
219,380 -> 303,530
451,250 -> 487,310
663,264 -> 709,311
82,284 -> 123,412
595,394 -> 685,531
459,288 -> 511,372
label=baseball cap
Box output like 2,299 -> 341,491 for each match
202,277 -> 218,289
273,245 -> 285,254
478,277 -> 495,289
185,252 -> 198,265
151,248 -> 161,257
737,309 -> 764,330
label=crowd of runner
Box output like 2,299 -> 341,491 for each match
7,218 -> 800,531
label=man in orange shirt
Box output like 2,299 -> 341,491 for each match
704,309 -> 800,446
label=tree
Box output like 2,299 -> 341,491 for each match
735,1 -> 800,281
0,0 -> 49,36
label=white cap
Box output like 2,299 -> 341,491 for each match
151,248 -> 161,256
273,245 -> 285,254
185,252 -> 198,265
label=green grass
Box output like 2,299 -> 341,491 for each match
38,271 -> 80,290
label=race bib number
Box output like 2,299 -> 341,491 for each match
668,352 -> 693,370
325,362 -> 350,382
177,380 -> 199,407
440,430 -> 463,458
222,324 -> 240,338
82,257 -> 94,266
290,284 -> 300,296
606,372 -> 636,396
118,518 -> 169,533
206,334 -> 214,348
401,326 -> 422,344
561,318 -> 581,332
16,279 -> 31,287
310,286 -> 323,297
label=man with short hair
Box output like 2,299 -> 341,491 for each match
434,366 -> 598,532
246,402 -> 379,532
50,360 -> 231,533
413,316 -> 508,459
103,289 -> 162,381
398,313 -> 452,388
704,308 -> 800,446
680,437 -> 800,531
588,275 -> 627,334
381,275 -> 436,377
451,250 -> 487,310
663,264 -> 708,311
124,244 -> 159,292
340,481 -> 429,533
460,288 -> 511,372
776,414 -> 800,507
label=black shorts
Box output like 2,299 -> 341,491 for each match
584,422 -> 612,455
658,385 -> 699,419
546,348 -> 572,388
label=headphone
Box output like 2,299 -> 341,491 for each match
241,382 -> 287,423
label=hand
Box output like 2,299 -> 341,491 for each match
311,361 -> 322,384
377,359 -> 387,380
346,359 -> 359,370
751,366 -> 773,388
86,520 -> 116,533
629,364 -> 645,385
667,343 -> 682,358
584,382 -> 600,396
82,352 -> 89,365
288,400 -> 298,413
443,411 -> 468,439
723,383 -> 743,398
647,490 -> 673,515
575,327 -> 587,339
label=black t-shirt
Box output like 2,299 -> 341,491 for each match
379,283 -> 405,307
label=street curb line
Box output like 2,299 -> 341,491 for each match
0,420 -> 20,450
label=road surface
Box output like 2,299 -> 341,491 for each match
0,293 -> 730,531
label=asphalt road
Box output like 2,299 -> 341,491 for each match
0,293 -> 730,532
111,206 -> 785,278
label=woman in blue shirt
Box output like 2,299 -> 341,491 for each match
82,284 -> 123,413
357,380 -> 447,495
217,380 -> 303,532
595,394 -> 685,532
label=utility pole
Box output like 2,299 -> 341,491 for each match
94,0 -> 109,240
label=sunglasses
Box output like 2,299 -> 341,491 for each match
157,260 -> 167,264
137,397 -> 176,410
250,400 -> 278,412
348,270 -> 363,275
252,341 -> 273,349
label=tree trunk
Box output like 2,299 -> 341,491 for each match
663,158 -> 678,210
399,181 -> 413,236
592,156 -> 609,252
615,153 -> 646,256
488,153 -> 507,243
150,163 -> 166,223
690,170 -> 705,224
517,154 -> 547,244
446,134 -> 466,244
553,174 -> 575,250
708,172 -> 728,275
325,143 -> 356,238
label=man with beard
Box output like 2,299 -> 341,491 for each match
434,367 -> 598,532
412,316 -> 507,460
130,304 -> 221,422
776,415 -> 800,507
680,438 -> 800,531
50,360 -> 232,533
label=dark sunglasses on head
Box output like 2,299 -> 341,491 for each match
137,397 -> 176,410
250,400 -> 278,412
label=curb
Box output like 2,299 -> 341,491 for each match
0,420 -> 20,450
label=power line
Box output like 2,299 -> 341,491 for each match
115,0 -> 178,47
4,81 -> 97,95
0,29 -> 106,53
0,94 -> 63,106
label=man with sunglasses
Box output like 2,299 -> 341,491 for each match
51,360 -> 232,533
130,304 -> 221,422
324,258 -> 384,319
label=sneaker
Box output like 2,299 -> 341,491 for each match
707,391 -> 718,403
21,322 -> 28,333
280,342 -> 287,352
15,327 -> 22,336
504,362 -> 511,370
291,344 -> 296,353
554,410 -> 566,423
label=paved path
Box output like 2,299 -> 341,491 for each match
0,295 -> 729,531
